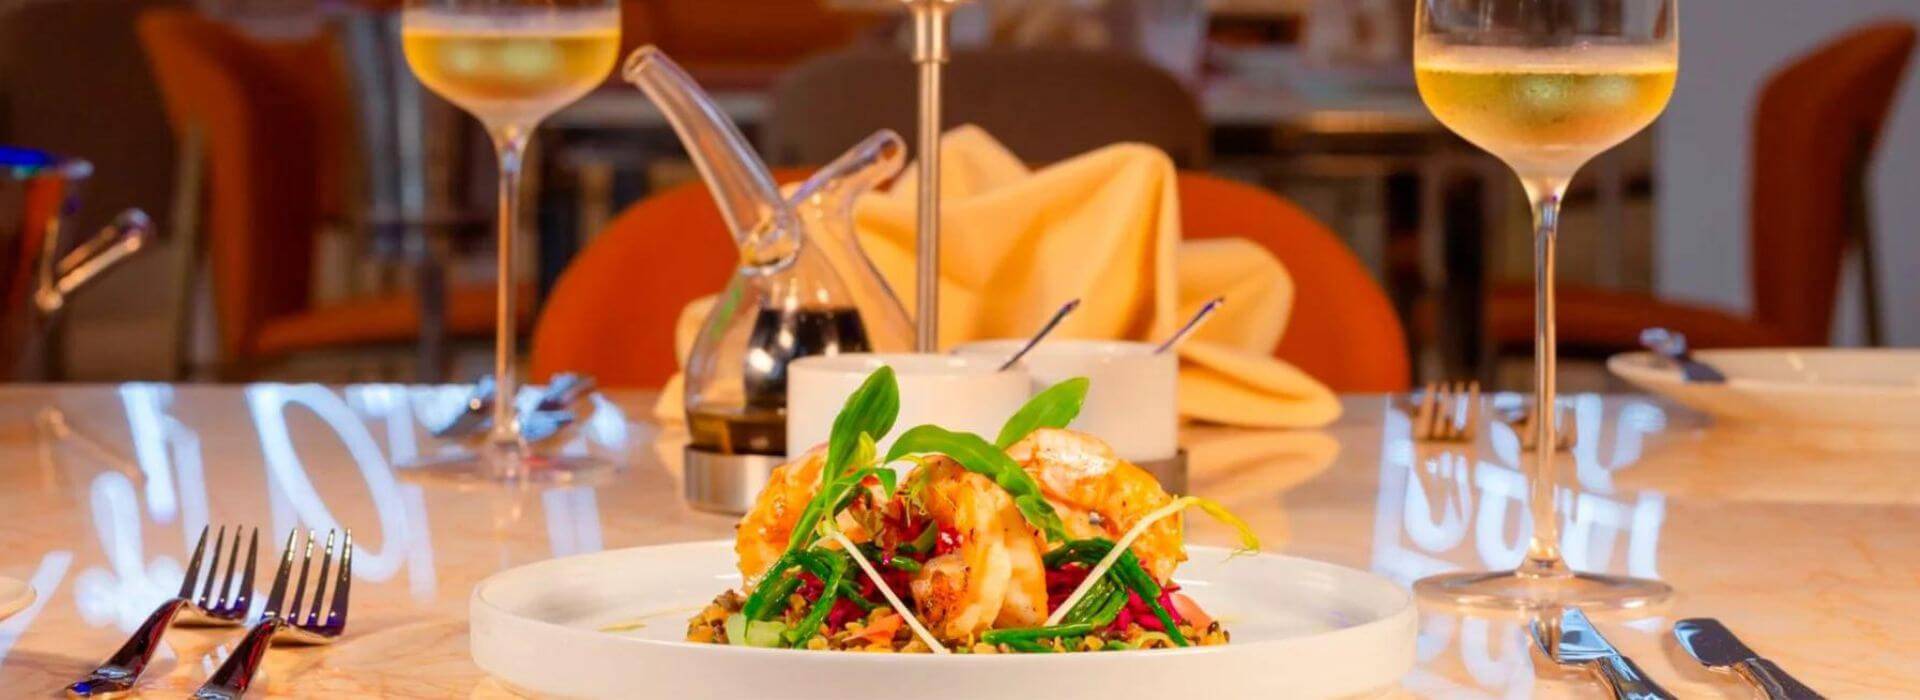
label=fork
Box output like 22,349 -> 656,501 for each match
1412,381 -> 1480,442
193,529 -> 353,700
68,525 -> 257,698
1504,402 -> 1577,451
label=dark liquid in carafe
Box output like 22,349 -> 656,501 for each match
743,306 -> 870,411
687,406 -> 788,456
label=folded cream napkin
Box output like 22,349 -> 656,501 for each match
658,126 -> 1339,429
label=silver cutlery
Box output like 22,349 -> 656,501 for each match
1503,402 -> 1577,452
69,525 -> 257,698
1640,327 -> 1726,383
193,529 -> 353,700
520,373 -> 598,443
1674,618 -> 1823,700
1154,296 -> 1225,354
431,377 -> 495,439
1533,607 -> 1676,700
998,298 -> 1081,371
1412,380 -> 1480,443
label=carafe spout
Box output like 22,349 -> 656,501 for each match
623,46 -> 797,270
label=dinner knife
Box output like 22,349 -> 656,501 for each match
1532,607 -> 1676,700
1673,618 -> 1824,700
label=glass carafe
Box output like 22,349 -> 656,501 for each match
624,48 -> 912,458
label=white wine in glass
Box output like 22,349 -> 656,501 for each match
1417,44 -> 1676,177
403,9 -> 618,129
402,1 -> 618,480
1413,0 -> 1677,612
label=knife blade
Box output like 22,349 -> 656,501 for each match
1673,618 -> 1824,700
1532,608 -> 1676,700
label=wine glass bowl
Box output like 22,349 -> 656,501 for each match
1411,0 -> 1677,612
401,0 -> 618,479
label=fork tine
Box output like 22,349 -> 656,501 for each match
199,525 -> 227,607
1466,381 -> 1482,439
178,525 -> 210,600
305,530 -> 337,627
264,528 -> 298,618
330,529 -> 352,630
215,525 -> 243,609
235,528 -> 259,611
286,531 -> 317,624
1414,382 -> 1437,439
1451,381 -> 1469,439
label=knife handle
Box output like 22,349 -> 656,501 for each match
1594,655 -> 1676,700
1736,658 -> 1825,700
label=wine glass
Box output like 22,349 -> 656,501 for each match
1412,0 -> 1677,611
402,0 -> 618,479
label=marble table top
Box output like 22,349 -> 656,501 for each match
0,383 -> 1916,697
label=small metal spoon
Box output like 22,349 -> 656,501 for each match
999,299 -> 1081,371
1155,296 -> 1225,354
1639,327 -> 1726,383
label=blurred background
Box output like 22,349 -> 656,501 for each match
0,0 -> 1913,391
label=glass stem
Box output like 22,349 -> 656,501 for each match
487,125 -> 531,450
1521,177 -> 1571,578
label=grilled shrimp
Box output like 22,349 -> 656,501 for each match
734,447 -> 834,581
908,457 -> 1049,639
1005,428 -> 1186,583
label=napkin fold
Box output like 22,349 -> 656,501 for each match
658,126 -> 1339,429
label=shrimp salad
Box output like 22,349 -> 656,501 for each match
685,368 -> 1259,654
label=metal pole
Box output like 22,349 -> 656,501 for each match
905,0 -> 963,352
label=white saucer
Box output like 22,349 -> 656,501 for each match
1610,348 -> 1920,430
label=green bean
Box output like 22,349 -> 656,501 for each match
1063,577 -> 1119,625
886,556 -> 921,573
782,554 -> 848,646
1001,639 -> 1056,654
980,623 -> 1095,645
1044,539 -> 1189,646
741,554 -> 800,621
1086,580 -> 1129,628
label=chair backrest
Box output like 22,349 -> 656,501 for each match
0,0 -> 180,273
138,8 -> 348,360
533,169 -> 1408,393
1176,172 -> 1409,392
765,47 -> 1207,167
528,172 -> 775,388
1750,21 -> 1916,344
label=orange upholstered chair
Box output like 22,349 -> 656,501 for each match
532,170 -> 1409,393
1486,22 -> 1917,354
139,9 -> 522,374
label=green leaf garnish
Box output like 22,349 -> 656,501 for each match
784,367 -> 901,552
994,377 -> 1090,448
885,424 -> 1067,541
825,367 -> 900,477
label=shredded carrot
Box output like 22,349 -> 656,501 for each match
861,612 -> 904,645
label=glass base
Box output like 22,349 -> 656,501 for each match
398,442 -> 614,487
1414,567 -> 1672,613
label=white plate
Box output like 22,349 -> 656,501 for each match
1609,348 -> 1920,429
471,540 -> 1415,700
0,576 -> 32,622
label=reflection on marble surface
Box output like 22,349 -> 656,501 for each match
22,384 -> 630,650
0,387 -> 1917,697
1372,395 -> 1673,698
